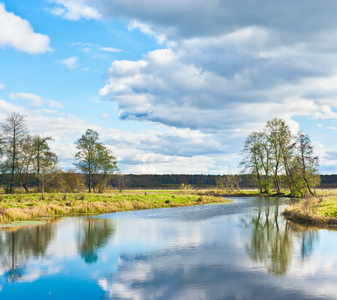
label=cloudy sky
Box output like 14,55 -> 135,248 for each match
1,0 -> 337,174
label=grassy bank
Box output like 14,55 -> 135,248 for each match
283,191 -> 337,226
0,189 -> 229,224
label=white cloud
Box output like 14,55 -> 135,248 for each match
0,96 -> 235,173
60,56 -> 78,69
10,92 -> 64,109
51,0 -> 101,21
0,3 -> 51,54
128,20 -> 166,45
101,113 -> 110,119
0,83 -> 5,90
54,1 -> 337,133
24,0 -> 337,173
99,47 -> 334,131
99,47 -> 122,53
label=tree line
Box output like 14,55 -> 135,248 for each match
0,113 -> 118,194
240,118 -> 320,196
0,113 -> 322,195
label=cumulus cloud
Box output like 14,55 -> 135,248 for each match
99,47 -> 334,130
51,1 -> 337,41
52,1 -> 337,131
48,0 -> 337,172
0,95 -> 236,174
0,3 -> 51,54
60,56 -> 78,69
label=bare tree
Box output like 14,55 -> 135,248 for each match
114,173 -> 130,192
1,113 -> 28,193
295,132 -> 320,196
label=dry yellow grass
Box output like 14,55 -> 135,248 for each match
0,190 -> 228,223
283,194 -> 337,226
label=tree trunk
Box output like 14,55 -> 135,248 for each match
21,180 -> 29,193
9,134 -> 16,194
88,162 -> 92,193
41,181 -> 45,200
37,149 -> 40,192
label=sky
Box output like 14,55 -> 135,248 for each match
1,0 -> 337,174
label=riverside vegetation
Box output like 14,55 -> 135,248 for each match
282,190 -> 337,226
1,113 -> 337,227
240,118 -> 337,226
0,189 -> 230,224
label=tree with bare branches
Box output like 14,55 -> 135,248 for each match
1,113 -> 28,193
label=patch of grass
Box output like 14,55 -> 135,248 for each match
283,195 -> 337,226
0,220 -> 47,229
0,190 -> 229,224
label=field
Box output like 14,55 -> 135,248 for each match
0,189 -> 232,224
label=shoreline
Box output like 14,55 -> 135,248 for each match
282,195 -> 337,227
0,190 -> 230,226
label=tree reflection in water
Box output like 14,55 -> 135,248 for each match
77,218 -> 115,265
244,199 -> 319,276
0,223 -> 54,282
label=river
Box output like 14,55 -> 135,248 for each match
1,197 -> 337,299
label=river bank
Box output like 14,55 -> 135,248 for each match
282,191 -> 337,226
0,189 -> 230,224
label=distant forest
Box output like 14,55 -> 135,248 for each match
121,174 -> 337,189
1,174 -> 337,190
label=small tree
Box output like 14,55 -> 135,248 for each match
265,118 -> 292,195
295,132 -> 320,196
37,151 -> 58,199
93,144 -> 118,193
75,129 -> 99,193
50,170 -> 86,193
75,129 -> 118,193
62,170 -> 86,193
114,174 -> 130,192
16,136 -> 34,192
240,131 -> 264,193
32,135 -> 54,192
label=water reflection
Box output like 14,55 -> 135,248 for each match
0,223 -> 54,282
0,218 -> 116,284
287,222 -> 319,260
0,198 -> 336,300
245,199 -> 319,276
77,218 -> 115,264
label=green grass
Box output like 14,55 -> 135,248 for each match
0,220 -> 47,228
0,190 -> 229,224
283,191 -> 337,226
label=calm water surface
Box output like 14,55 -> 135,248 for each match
1,197 -> 337,299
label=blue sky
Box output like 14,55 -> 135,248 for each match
1,0 -> 337,174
